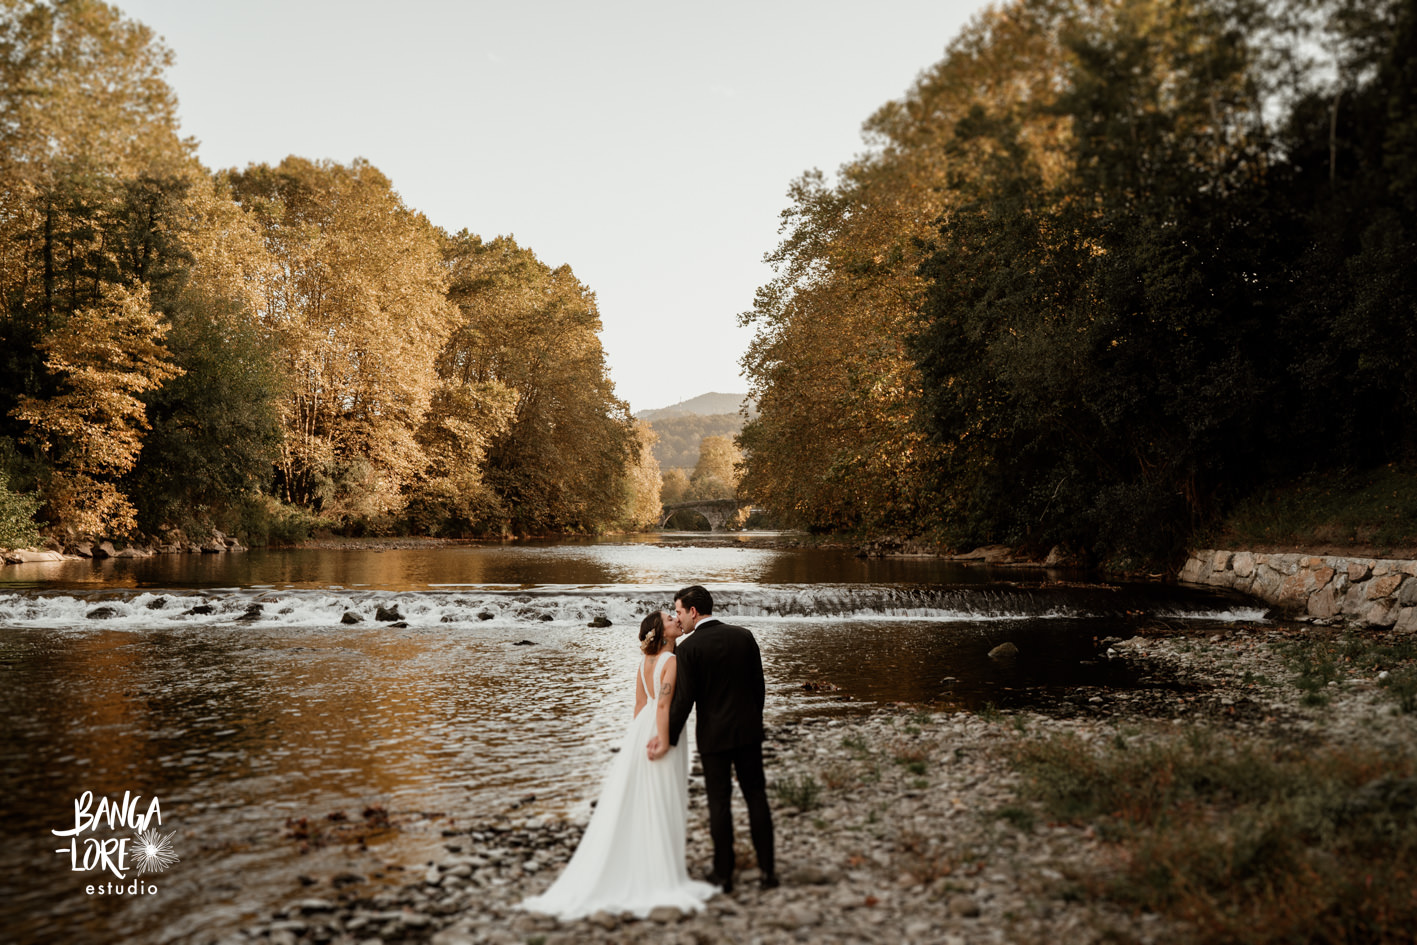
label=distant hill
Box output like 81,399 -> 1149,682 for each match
637,392 -> 755,471
636,392 -> 754,422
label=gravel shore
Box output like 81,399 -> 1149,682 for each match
216,621 -> 1416,945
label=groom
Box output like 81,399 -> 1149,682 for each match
648,584 -> 776,893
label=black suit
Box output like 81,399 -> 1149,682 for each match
668,618 -> 775,884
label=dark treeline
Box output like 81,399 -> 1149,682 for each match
740,0 -> 1416,566
0,1 -> 658,547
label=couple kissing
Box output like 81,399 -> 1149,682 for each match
519,584 -> 776,919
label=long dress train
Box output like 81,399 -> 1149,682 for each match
518,650 -> 717,919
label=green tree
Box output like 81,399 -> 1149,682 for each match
0,470 -> 42,548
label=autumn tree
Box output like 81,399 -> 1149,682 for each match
439,232 -> 636,534
618,420 -> 663,530
12,284 -> 182,534
738,2 -> 1075,533
687,435 -> 741,501
660,467 -> 691,506
0,0 -> 248,536
228,157 -> 453,523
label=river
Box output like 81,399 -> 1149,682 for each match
0,533 -> 1265,945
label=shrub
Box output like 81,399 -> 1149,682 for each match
0,471 -> 42,549
771,774 -> 822,812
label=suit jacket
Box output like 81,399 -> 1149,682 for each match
667,618 -> 765,753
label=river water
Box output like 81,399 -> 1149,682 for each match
0,533 -> 1265,945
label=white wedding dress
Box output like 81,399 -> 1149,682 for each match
519,650 -> 718,919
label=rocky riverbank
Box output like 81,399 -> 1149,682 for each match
209,621 -> 1417,945
0,528 -> 248,564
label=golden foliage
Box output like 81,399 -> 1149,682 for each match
12,283 -> 182,534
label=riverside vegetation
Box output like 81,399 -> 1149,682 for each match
216,622 -> 1417,945
0,1 -> 660,551
738,0 -> 1417,569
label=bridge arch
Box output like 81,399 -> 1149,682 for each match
659,498 -> 746,531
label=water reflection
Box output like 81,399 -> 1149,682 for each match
0,535 -> 1001,592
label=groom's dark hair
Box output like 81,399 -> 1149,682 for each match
674,584 -> 713,615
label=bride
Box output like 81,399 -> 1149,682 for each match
518,611 -> 719,919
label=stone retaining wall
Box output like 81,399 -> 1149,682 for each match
1180,549 -> 1417,631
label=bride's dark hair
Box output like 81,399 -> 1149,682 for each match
639,611 -> 667,654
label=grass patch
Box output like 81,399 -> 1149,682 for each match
996,805 -> 1037,832
891,739 -> 930,776
1281,631 -> 1417,713
1010,729 -> 1417,944
841,733 -> 872,758
819,760 -> 857,790
1211,462 -> 1417,551
771,773 -> 822,812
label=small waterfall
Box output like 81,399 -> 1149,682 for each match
0,583 -> 1268,631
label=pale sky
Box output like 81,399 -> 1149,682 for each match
116,0 -> 991,412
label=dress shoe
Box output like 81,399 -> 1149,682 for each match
704,869 -> 733,893
759,873 -> 780,890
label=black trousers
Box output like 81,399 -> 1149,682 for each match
700,742 -> 775,881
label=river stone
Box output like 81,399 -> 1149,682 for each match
587,910 -> 618,930
478,611 -> 495,621
184,603 -> 215,615
86,606 -> 121,620
341,611 -> 364,624
376,603 -> 403,622
238,603 -> 264,621
431,929 -> 479,945
647,905 -> 683,923
514,639 -> 536,646
949,894 -> 981,917
94,541 -> 117,558
1363,601 -> 1396,627
788,865 -> 837,885
587,616 -> 613,628
5,548 -> 64,563
146,596 -> 168,610
768,905 -> 821,929
988,642 -> 1019,661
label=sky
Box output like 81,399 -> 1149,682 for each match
115,0 -> 991,413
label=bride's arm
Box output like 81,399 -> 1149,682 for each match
652,655 -> 677,757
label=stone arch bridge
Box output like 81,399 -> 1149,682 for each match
659,498 -> 750,531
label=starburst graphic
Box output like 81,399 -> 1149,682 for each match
131,828 -> 179,874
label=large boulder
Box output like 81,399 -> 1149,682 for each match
4,548 -> 65,563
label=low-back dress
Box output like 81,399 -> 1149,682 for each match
518,649 -> 718,919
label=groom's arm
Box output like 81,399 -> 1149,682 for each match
666,644 -> 695,746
